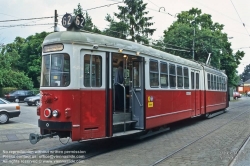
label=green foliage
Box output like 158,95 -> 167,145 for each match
103,14 -> 128,39
1,32 -> 49,89
154,8 -> 244,87
0,87 -> 17,97
240,64 -> 250,82
73,3 -> 101,34
105,0 -> 155,44
0,69 -> 33,89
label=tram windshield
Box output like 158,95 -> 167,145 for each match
41,53 -> 70,87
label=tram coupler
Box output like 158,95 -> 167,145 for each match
29,132 -> 57,144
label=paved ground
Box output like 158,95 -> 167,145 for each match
0,97 -> 250,166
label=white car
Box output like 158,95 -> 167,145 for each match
247,91 -> 250,97
0,98 -> 20,124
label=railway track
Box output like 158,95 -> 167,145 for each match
150,103 -> 250,166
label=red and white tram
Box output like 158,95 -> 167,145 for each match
30,15 -> 228,144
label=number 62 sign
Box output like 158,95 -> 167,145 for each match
62,13 -> 85,29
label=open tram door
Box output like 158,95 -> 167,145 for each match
112,54 -> 145,135
131,57 -> 145,129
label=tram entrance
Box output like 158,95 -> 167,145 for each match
191,70 -> 201,116
112,53 -> 144,135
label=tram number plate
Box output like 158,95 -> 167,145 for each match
148,102 -> 153,108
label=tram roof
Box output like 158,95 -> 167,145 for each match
43,31 -> 225,75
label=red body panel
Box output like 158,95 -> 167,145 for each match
144,90 -> 226,129
145,90 -> 195,129
40,90 -> 81,140
80,90 -> 106,139
40,89 -> 106,141
205,91 -> 227,113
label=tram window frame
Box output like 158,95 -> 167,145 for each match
211,74 -> 214,89
216,76 -> 220,90
160,62 -> 168,88
149,60 -> 159,87
207,73 -> 211,90
169,64 -> 176,88
191,72 -> 194,89
218,76 -> 221,90
84,54 -> 102,87
184,67 -> 189,89
41,53 -> 70,87
177,65 -> 183,88
214,75 -> 217,90
196,73 -> 199,89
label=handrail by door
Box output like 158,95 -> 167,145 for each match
113,82 -> 127,132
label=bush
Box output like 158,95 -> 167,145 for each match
0,87 -> 17,97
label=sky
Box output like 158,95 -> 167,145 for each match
0,0 -> 249,74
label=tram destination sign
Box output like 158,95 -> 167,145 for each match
62,13 -> 85,30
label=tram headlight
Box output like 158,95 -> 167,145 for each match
52,110 -> 59,117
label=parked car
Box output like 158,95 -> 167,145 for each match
4,90 -> 35,103
247,91 -> 250,97
233,92 -> 241,99
24,93 -> 40,106
0,98 -> 20,124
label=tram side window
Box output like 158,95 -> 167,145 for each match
42,55 -> 50,86
207,73 -> 211,90
223,77 -> 226,90
217,76 -> 221,90
84,54 -> 102,87
191,72 -> 194,89
214,75 -> 217,90
211,74 -> 214,89
160,62 -> 168,88
169,64 -> 176,88
177,66 -> 183,88
184,67 -> 189,89
216,75 -> 218,90
196,73 -> 199,89
149,60 -> 159,87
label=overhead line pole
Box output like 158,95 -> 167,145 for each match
54,10 -> 58,32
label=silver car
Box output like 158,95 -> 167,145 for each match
24,93 -> 40,106
0,98 -> 21,124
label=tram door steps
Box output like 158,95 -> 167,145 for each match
113,112 -> 137,133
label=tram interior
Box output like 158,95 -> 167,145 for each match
112,53 -> 134,113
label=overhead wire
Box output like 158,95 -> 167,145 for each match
0,16 -> 54,23
229,0 -> 250,37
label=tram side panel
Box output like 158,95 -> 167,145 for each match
145,90 -> 192,129
205,91 -> 227,113
80,89 -> 106,139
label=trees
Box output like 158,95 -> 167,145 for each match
105,0 -> 155,44
0,44 -> 33,89
1,32 -> 49,89
73,3 -> 101,33
155,8 -> 244,86
241,64 -> 250,82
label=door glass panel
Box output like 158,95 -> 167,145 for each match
133,62 -> 140,88
84,54 -> 102,87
